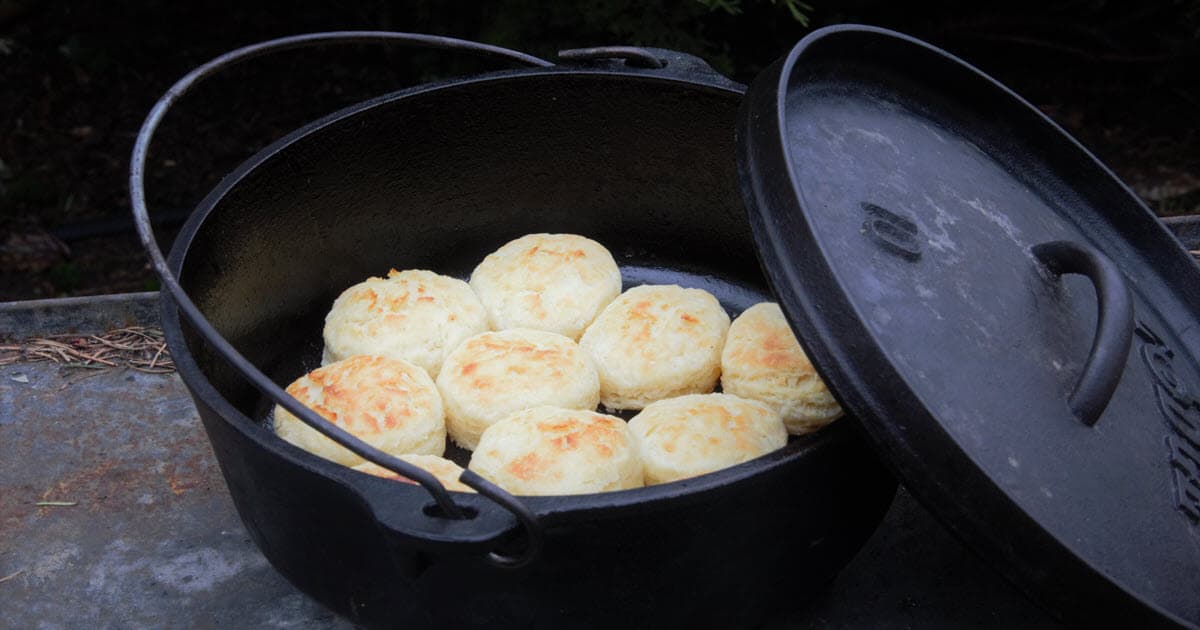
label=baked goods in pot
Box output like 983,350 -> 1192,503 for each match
273,355 -> 446,466
352,454 -> 475,493
628,393 -> 787,485
322,269 -> 489,378
579,284 -> 730,410
720,302 -> 843,435
284,237 -> 812,496
470,233 -> 622,340
469,406 -> 643,495
437,329 -> 600,450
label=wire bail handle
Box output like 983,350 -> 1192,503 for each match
129,31 -> 553,568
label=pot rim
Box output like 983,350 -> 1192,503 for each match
160,65 -> 859,522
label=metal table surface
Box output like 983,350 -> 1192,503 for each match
0,297 -> 1058,630
2,217 -> 1195,628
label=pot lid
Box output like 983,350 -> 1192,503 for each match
736,25 -> 1200,629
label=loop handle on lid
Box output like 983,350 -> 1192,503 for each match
1032,240 -> 1135,427
130,31 -> 552,562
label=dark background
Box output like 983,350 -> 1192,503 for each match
1,0 -> 1197,300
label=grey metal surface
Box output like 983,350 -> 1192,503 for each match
0,361 -> 351,629
1163,214 -> 1200,251
0,298 -> 1063,629
0,364 -> 1059,630
11,204 -> 1195,628
779,488 -> 1062,629
0,292 -> 159,338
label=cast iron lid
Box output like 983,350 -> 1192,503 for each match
737,25 -> 1200,628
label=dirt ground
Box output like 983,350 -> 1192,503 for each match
2,1 -> 1197,300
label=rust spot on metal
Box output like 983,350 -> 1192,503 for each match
2,365 -> 222,528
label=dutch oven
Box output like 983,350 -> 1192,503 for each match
131,26 -> 1200,629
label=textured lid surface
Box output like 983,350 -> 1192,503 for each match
737,25 -> 1200,629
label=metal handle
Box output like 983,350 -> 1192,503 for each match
130,31 -> 551,568
557,45 -> 743,90
558,46 -> 667,68
1032,240 -> 1134,427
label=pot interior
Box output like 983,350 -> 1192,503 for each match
175,69 -> 793,481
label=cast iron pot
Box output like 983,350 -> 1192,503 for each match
133,33 -> 897,629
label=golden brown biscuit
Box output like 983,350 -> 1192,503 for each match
322,269 -> 489,378
469,406 -> 643,495
437,329 -> 600,450
352,455 -> 475,493
470,233 -> 622,340
720,302 -> 842,435
579,284 -> 730,410
273,355 -> 445,466
628,393 -> 787,485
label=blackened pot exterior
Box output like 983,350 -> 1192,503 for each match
160,64 -> 896,628
174,338 -> 894,628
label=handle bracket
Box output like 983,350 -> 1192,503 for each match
557,45 -> 743,89
558,46 -> 666,68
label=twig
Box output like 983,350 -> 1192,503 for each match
70,350 -> 116,366
148,342 -> 165,369
88,335 -> 138,351
29,349 -> 64,362
115,327 -> 165,342
34,501 -> 77,507
0,569 -> 24,584
129,366 -> 175,374
59,370 -> 106,390
0,326 -> 174,372
31,339 -> 71,350
29,342 -> 72,363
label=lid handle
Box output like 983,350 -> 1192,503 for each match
1032,240 -> 1134,427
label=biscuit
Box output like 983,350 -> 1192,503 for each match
469,233 -> 622,340
437,329 -> 600,450
628,393 -> 787,485
322,269 -> 489,378
720,302 -> 843,435
273,355 -> 446,466
352,454 -> 475,493
578,284 -> 730,410
469,406 -> 643,495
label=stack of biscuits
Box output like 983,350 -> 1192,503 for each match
272,233 -> 843,496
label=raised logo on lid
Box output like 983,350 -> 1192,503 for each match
1135,320 -> 1200,524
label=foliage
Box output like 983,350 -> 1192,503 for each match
473,0 -> 814,78
1,0 -> 1197,300
697,0 -> 815,27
